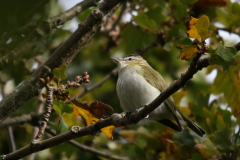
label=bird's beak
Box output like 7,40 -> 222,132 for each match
110,57 -> 120,63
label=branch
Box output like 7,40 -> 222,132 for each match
0,113 -> 43,128
0,114 -> 129,160
44,127 -> 130,160
0,0 -> 100,71
0,0 -> 124,123
4,42 -> 240,160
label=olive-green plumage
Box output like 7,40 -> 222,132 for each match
111,54 -> 205,137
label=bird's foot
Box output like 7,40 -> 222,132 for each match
136,107 -> 149,118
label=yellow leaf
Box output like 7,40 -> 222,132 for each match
177,45 -> 198,60
172,90 -> 188,107
102,125 -> 115,139
73,105 -> 98,126
186,15 -> 213,41
72,100 -> 115,138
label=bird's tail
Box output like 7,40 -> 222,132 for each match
178,112 -> 205,137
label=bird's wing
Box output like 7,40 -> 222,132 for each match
138,64 -> 182,128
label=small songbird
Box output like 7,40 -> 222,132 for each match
111,54 -> 205,137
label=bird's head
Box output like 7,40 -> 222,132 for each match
111,54 -> 146,70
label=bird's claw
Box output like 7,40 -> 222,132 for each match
136,107 -> 149,118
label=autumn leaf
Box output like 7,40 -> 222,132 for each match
172,90 -> 191,116
71,100 -> 113,119
195,138 -> 219,158
53,63 -> 68,82
72,100 -> 115,138
209,41 -> 237,72
177,45 -> 197,60
186,15 -> 212,41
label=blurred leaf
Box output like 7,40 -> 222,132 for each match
189,153 -> 203,160
101,125 -> 115,139
211,59 -> 240,118
53,100 -> 73,117
209,41 -> 237,72
53,63 -> 68,81
217,106 -> 232,126
176,45 -> 197,60
172,90 -> 188,107
119,130 -> 136,143
211,127 -> 234,151
133,11 -> 158,32
195,138 -> 219,158
173,129 -> 196,146
186,15 -> 212,41
57,116 -> 69,135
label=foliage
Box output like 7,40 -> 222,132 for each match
0,0 -> 240,159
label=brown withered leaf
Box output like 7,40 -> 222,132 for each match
177,45 -> 198,60
71,100 -> 113,119
72,100 -> 115,139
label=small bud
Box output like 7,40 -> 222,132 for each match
39,78 -> 45,84
84,75 -> 90,79
83,72 -> 88,76
85,79 -> 90,83
46,77 -> 50,83
76,84 -> 81,87
75,76 -> 81,81
197,44 -> 202,50
59,79 -> 62,83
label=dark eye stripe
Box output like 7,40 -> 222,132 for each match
128,58 -> 132,61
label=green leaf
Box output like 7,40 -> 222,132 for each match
53,100 -> 73,117
53,63 -> 68,80
173,129 -> 196,146
212,127 -> 234,151
195,138 -> 219,158
189,153 -> 203,160
209,41 -> 237,72
217,107 -> 232,126
133,11 -> 158,32
56,116 -> 69,135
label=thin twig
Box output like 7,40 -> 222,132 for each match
28,88 -> 45,160
0,0 -> 100,71
75,68 -> 118,99
137,31 -> 166,55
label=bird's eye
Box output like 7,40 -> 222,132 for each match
128,58 -> 132,61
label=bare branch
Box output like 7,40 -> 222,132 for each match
0,0 -> 124,122
45,127 -> 130,160
0,113 -> 43,128
0,0 -> 100,71
0,114 -> 129,160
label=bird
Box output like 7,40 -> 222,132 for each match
111,54 -> 205,137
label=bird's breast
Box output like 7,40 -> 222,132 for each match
116,68 -> 160,113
